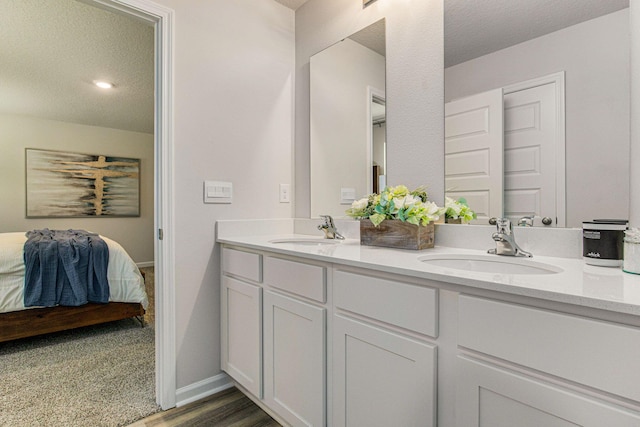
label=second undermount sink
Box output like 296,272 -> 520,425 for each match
269,238 -> 340,245
418,254 -> 563,275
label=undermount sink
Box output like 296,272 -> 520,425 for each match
418,254 -> 563,275
269,238 -> 340,245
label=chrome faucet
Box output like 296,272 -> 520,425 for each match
318,215 -> 345,240
488,218 -> 532,257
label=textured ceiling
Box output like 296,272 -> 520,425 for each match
0,0 -> 154,134
445,0 -> 629,67
1,0 -> 630,134
350,19 -> 386,57
272,0 -> 310,11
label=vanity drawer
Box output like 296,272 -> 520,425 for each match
458,295 -> 640,402
263,256 -> 326,303
222,247 -> 262,283
333,269 -> 438,338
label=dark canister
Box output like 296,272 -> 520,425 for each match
582,219 -> 628,266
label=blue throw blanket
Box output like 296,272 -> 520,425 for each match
23,229 -> 110,307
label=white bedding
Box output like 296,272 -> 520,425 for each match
0,232 -> 149,314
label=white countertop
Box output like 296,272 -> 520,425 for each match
217,234 -> 640,316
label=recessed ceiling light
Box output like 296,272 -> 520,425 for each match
94,81 -> 114,89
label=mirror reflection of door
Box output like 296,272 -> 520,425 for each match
445,89 -> 504,224
445,73 -> 566,226
370,92 -> 386,193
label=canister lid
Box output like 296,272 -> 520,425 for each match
625,227 -> 640,243
592,219 -> 628,224
582,219 -> 628,230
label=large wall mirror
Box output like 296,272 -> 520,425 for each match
444,0 -> 630,228
310,19 -> 386,218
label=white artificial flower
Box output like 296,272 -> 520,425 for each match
392,196 -> 406,208
394,194 -> 419,209
351,197 -> 369,210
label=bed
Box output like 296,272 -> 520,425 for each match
0,232 -> 149,342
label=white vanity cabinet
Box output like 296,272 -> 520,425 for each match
332,269 -> 438,427
456,295 -> 640,426
263,256 -> 327,427
219,240 -> 640,426
220,247 -> 263,398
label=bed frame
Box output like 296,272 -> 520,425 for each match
0,270 -> 147,343
0,302 -> 145,343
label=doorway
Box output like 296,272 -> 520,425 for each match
88,0 -> 175,409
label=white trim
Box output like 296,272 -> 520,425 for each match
366,86 -> 385,193
87,0 -> 176,410
503,71 -> 566,227
176,373 -> 234,407
136,261 -> 155,268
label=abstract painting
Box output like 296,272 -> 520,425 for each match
26,149 -> 140,217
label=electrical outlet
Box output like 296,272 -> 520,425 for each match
279,184 -> 290,203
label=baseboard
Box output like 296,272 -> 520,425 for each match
136,261 -> 155,268
175,373 -> 233,407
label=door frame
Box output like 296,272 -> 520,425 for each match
503,72 -> 566,227
84,0 -> 176,409
366,86 -> 385,194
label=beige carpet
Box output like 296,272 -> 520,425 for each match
0,319 -> 160,426
0,268 -> 159,426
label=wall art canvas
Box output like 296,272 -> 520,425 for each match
26,148 -> 140,217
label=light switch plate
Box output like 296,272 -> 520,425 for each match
204,181 -> 232,204
340,187 -> 356,205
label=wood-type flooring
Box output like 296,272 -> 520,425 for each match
128,387 -> 281,427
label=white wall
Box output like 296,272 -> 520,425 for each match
0,113 -> 154,263
151,0 -> 295,390
445,10 -> 630,228
310,38 -> 384,218
295,0 -> 445,217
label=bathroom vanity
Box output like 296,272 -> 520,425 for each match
218,225 -> 640,427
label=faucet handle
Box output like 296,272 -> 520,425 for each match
318,214 -> 334,228
495,218 -> 512,234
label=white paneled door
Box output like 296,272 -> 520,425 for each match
445,88 -> 504,223
503,74 -> 565,227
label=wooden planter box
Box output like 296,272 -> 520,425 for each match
360,219 -> 435,250
445,218 -> 462,224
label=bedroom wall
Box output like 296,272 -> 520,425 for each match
0,113 -> 154,263
150,0 -> 295,392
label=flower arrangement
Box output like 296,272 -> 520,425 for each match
444,196 -> 476,223
346,185 -> 442,227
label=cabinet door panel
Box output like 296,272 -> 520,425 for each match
458,295 -> 640,401
333,315 -> 437,427
221,276 -> 262,398
264,291 -> 326,427
457,357 -> 640,427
